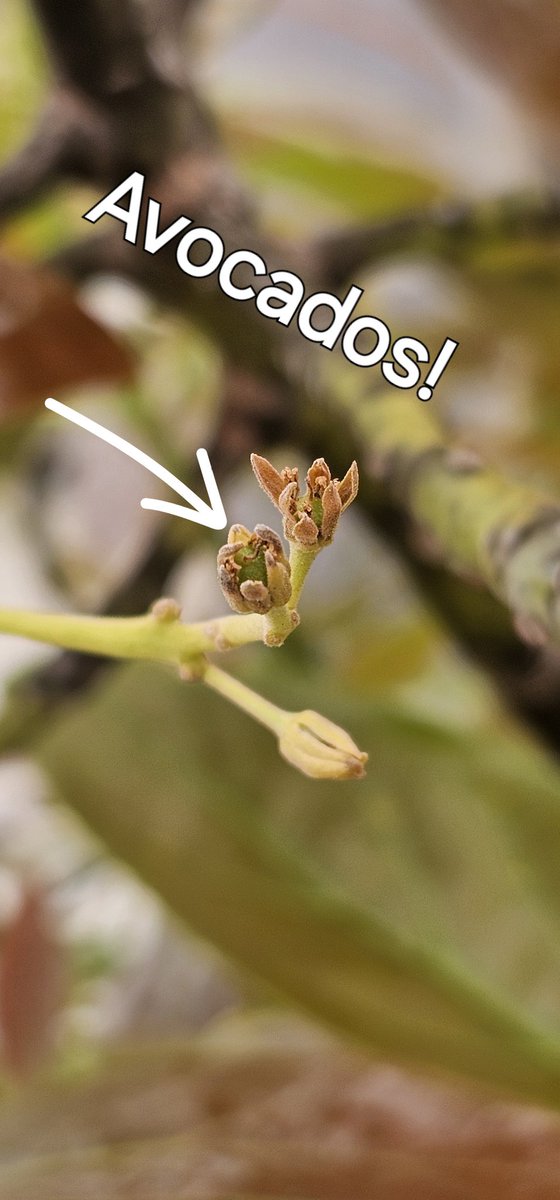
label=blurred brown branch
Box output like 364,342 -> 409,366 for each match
0,0 -> 218,223
316,192 -> 560,291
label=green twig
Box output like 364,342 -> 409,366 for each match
201,661 -> 367,779
0,597 -> 367,779
0,607 -> 264,663
288,545 -> 319,610
202,661 -> 288,735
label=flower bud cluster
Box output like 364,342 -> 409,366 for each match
250,454 -> 358,548
218,523 -> 291,615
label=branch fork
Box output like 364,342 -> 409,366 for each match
0,453 -> 366,780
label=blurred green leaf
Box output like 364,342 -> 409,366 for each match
34,656 -> 560,1108
226,127 -> 442,231
0,0 -> 46,156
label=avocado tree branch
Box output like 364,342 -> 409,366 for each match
336,386 -> 560,647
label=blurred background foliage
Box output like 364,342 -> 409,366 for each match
3,1 -> 560,1196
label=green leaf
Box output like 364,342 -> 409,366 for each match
35,659 -> 560,1109
225,127 -> 441,227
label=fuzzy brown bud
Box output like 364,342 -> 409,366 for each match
251,454 -> 358,549
217,524 -> 291,615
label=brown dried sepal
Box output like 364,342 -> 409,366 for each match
217,524 -> 291,615
251,454 -> 358,548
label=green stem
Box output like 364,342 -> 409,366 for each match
289,545 -> 318,609
263,604 -> 297,646
202,612 -> 265,651
0,607 -> 266,664
201,661 -> 289,735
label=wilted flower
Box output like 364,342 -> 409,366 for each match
278,709 -> 368,780
218,523 -> 291,615
251,454 -> 358,548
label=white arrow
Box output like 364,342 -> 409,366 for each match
44,397 -> 227,531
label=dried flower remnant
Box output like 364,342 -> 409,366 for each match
218,523 -> 291,615
251,454 -> 359,548
279,710 -> 368,780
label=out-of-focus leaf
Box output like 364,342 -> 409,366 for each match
193,0 -> 270,54
0,0 -> 45,156
0,256 -> 133,421
0,883 -> 66,1078
342,621 -> 433,689
419,0 -> 560,143
2,1014 -> 560,1198
226,127 -> 441,232
35,659 -> 560,1108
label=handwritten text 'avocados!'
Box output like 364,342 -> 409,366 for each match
84,172 -> 458,401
